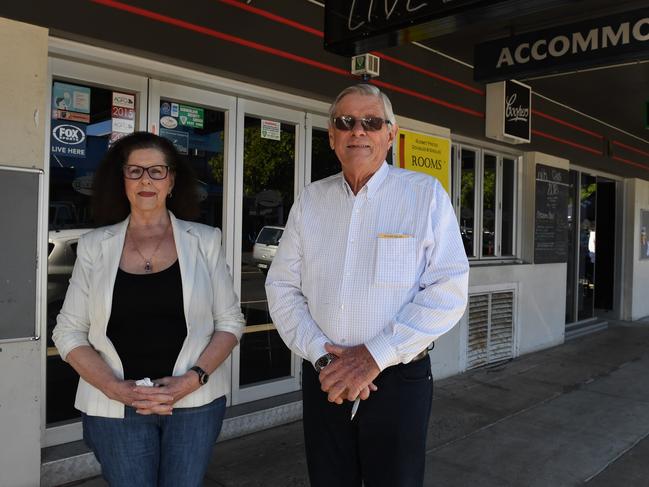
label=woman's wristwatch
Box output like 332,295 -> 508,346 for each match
189,365 -> 209,385
314,353 -> 336,373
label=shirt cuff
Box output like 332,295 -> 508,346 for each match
365,333 -> 400,371
307,336 -> 330,368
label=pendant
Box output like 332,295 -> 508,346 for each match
144,261 -> 152,273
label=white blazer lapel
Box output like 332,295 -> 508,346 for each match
171,213 -> 198,324
98,217 -> 129,329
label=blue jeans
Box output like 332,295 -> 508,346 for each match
83,396 -> 226,487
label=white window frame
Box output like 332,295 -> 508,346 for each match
452,142 -> 520,261
231,98 -> 306,404
44,58 -> 149,447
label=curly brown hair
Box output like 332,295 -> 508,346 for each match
92,132 -> 199,225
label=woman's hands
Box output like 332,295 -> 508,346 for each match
103,378 -> 174,415
130,372 -> 200,415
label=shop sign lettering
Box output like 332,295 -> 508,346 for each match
475,8 -> 649,81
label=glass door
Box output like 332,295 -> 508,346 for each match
45,58 -> 148,446
148,80 -> 237,267
232,100 -> 305,403
566,170 -> 598,323
306,114 -> 340,184
578,174 -> 597,321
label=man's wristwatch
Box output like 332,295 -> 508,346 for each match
314,353 -> 336,373
189,366 -> 209,386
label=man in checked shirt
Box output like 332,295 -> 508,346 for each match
266,84 -> 469,487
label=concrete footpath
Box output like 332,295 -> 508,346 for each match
66,322 -> 649,487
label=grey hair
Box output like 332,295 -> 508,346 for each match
328,84 -> 396,127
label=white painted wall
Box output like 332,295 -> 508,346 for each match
431,263 -> 566,379
0,17 -> 48,487
623,178 -> 649,320
469,263 -> 566,355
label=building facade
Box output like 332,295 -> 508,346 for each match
1,2 -> 649,485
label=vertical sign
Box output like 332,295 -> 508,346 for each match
486,79 -> 531,144
397,129 -> 451,193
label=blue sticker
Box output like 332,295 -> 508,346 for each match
160,102 -> 171,116
51,120 -> 87,158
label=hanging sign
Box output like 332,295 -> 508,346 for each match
324,0 -> 562,56
397,129 -> 451,193
486,79 -> 531,144
475,8 -> 649,82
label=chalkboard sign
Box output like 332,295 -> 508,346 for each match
0,166 -> 42,342
534,164 -> 569,264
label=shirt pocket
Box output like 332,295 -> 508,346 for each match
374,236 -> 417,287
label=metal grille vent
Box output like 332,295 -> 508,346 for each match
467,290 -> 514,370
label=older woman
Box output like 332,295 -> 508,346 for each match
52,132 -> 244,486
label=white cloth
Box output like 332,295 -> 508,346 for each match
52,212 -> 245,418
266,162 -> 469,371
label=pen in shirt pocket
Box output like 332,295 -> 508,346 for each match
377,233 -> 413,238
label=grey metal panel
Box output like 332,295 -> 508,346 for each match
0,165 -> 42,342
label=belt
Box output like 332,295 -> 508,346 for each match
411,348 -> 429,362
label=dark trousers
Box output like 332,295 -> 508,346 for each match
302,357 -> 434,487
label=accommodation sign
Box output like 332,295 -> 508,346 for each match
534,164 -> 569,264
323,0 -> 564,56
475,7 -> 649,81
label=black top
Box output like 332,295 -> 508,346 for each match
107,260 -> 187,380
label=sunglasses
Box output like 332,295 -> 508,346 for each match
332,115 -> 392,132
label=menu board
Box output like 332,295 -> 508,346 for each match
534,164 -> 569,263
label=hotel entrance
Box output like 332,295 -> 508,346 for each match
565,170 -> 618,326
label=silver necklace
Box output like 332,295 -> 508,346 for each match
128,221 -> 171,273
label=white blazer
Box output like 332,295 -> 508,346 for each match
52,213 -> 245,418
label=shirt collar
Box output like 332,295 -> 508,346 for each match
340,161 -> 389,199
365,161 -> 389,199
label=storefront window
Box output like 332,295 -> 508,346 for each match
482,154 -> 497,256
239,116 -> 295,386
501,158 -> 516,256
310,127 -> 340,182
48,81 -> 136,424
454,144 -> 518,260
158,99 -> 225,229
460,148 -> 476,257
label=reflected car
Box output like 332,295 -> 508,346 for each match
47,228 -> 92,346
252,226 -> 284,273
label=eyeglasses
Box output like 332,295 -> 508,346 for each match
123,164 -> 170,180
332,115 -> 391,132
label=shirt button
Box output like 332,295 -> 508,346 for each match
340,304 -> 345,310
350,238 -> 355,243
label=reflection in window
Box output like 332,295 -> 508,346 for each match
158,99 -> 225,229
311,128 -> 340,182
239,116 -> 295,386
454,144 -> 518,260
501,158 -> 515,256
460,148 -> 476,257
482,154 -> 497,256
578,175 -> 597,321
48,81 -> 129,425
